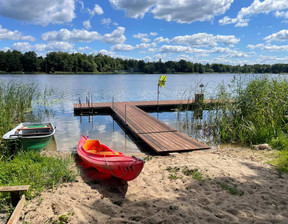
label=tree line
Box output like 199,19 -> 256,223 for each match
0,50 -> 287,74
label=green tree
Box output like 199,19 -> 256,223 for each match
22,51 -> 39,72
5,50 -> 23,72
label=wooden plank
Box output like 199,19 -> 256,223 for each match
7,195 -> 26,224
0,185 -> 30,192
113,105 -> 176,134
139,132 -> 209,152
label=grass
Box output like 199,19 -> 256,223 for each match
0,81 -> 78,216
217,181 -> 244,196
0,151 -> 78,208
166,166 -> 206,182
182,168 -> 204,183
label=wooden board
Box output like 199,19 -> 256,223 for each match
7,195 -> 25,224
139,132 -> 210,153
0,185 -> 30,192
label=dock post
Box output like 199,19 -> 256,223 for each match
194,93 -> 204,119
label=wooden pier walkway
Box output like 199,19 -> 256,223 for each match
74,100 -> 211,153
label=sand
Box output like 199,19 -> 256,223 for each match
20,146 -> 288,224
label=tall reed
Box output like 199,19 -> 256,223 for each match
212,75 -> 288,145
0,82 -> 37,135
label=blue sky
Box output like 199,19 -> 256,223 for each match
1,0 -> 288,65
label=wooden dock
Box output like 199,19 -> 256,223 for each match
74,99 -> 211,153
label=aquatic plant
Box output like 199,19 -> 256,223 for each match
180,74 -> 288,172
213,75 -> 288,145
0,81 -> 56,155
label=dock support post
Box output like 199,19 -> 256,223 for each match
194,93 -> 204,119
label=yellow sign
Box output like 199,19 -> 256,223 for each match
158,75 -> 167,87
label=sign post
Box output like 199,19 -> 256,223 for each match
157,75 -> 167,115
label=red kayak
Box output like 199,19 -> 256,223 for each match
77,135 -> 145,181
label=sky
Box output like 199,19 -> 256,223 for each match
1,0 -> 288,65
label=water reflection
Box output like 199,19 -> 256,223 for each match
45,135 -> 57,151
77,114 -> 140,154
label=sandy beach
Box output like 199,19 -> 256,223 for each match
20,146 -> 288,224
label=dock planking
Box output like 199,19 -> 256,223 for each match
74,100 -> 211,153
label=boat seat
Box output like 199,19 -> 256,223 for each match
83,140 -> 121,155
83,140 -> 103,151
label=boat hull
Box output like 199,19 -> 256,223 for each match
77,135 -> 144,181
3,122 -> 55,151
18,136 -> 53,151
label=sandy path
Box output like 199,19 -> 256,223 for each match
21,147 -> 288,224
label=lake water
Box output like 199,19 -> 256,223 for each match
0,73 -> 284,153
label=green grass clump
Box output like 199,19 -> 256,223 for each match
182,168 -> 204,183
271,150 -> 288,173
217,181 -> 244,196
0,151 -> 78,207
270,134 -> 288,151
166,166 -> 180,173
168,174 -> 178,180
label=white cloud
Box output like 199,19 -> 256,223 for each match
83,20 -> 91,29
219,0 -> 288,27
172,33 -> 240,47
0,25 -> 35,41
12,41 -> 74,53
98,49 -> 116,56
158,44 -> 248,58
256,55 -> 288,64
264,29 -> 288,42
248,43 -> 288,51
109,0 -> 154,19
274,10 -> 288,19
141,38 -> 151,43
102,27 -> 126,44
88,4 -> 104,16
41,27 -> 126,44
101,18 -> 112,26
78,46 -> 91,52
110,0 -> 233,24
0,0 -> 75,26
42,28 -> 102,42
159,45 -> 190,53
154,37 -> 169,43
0,47 -> 10,52
111,44 -> 135,52
150,32 -> 158,36
133,33 -> 148,39
136,42 -> 157,49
